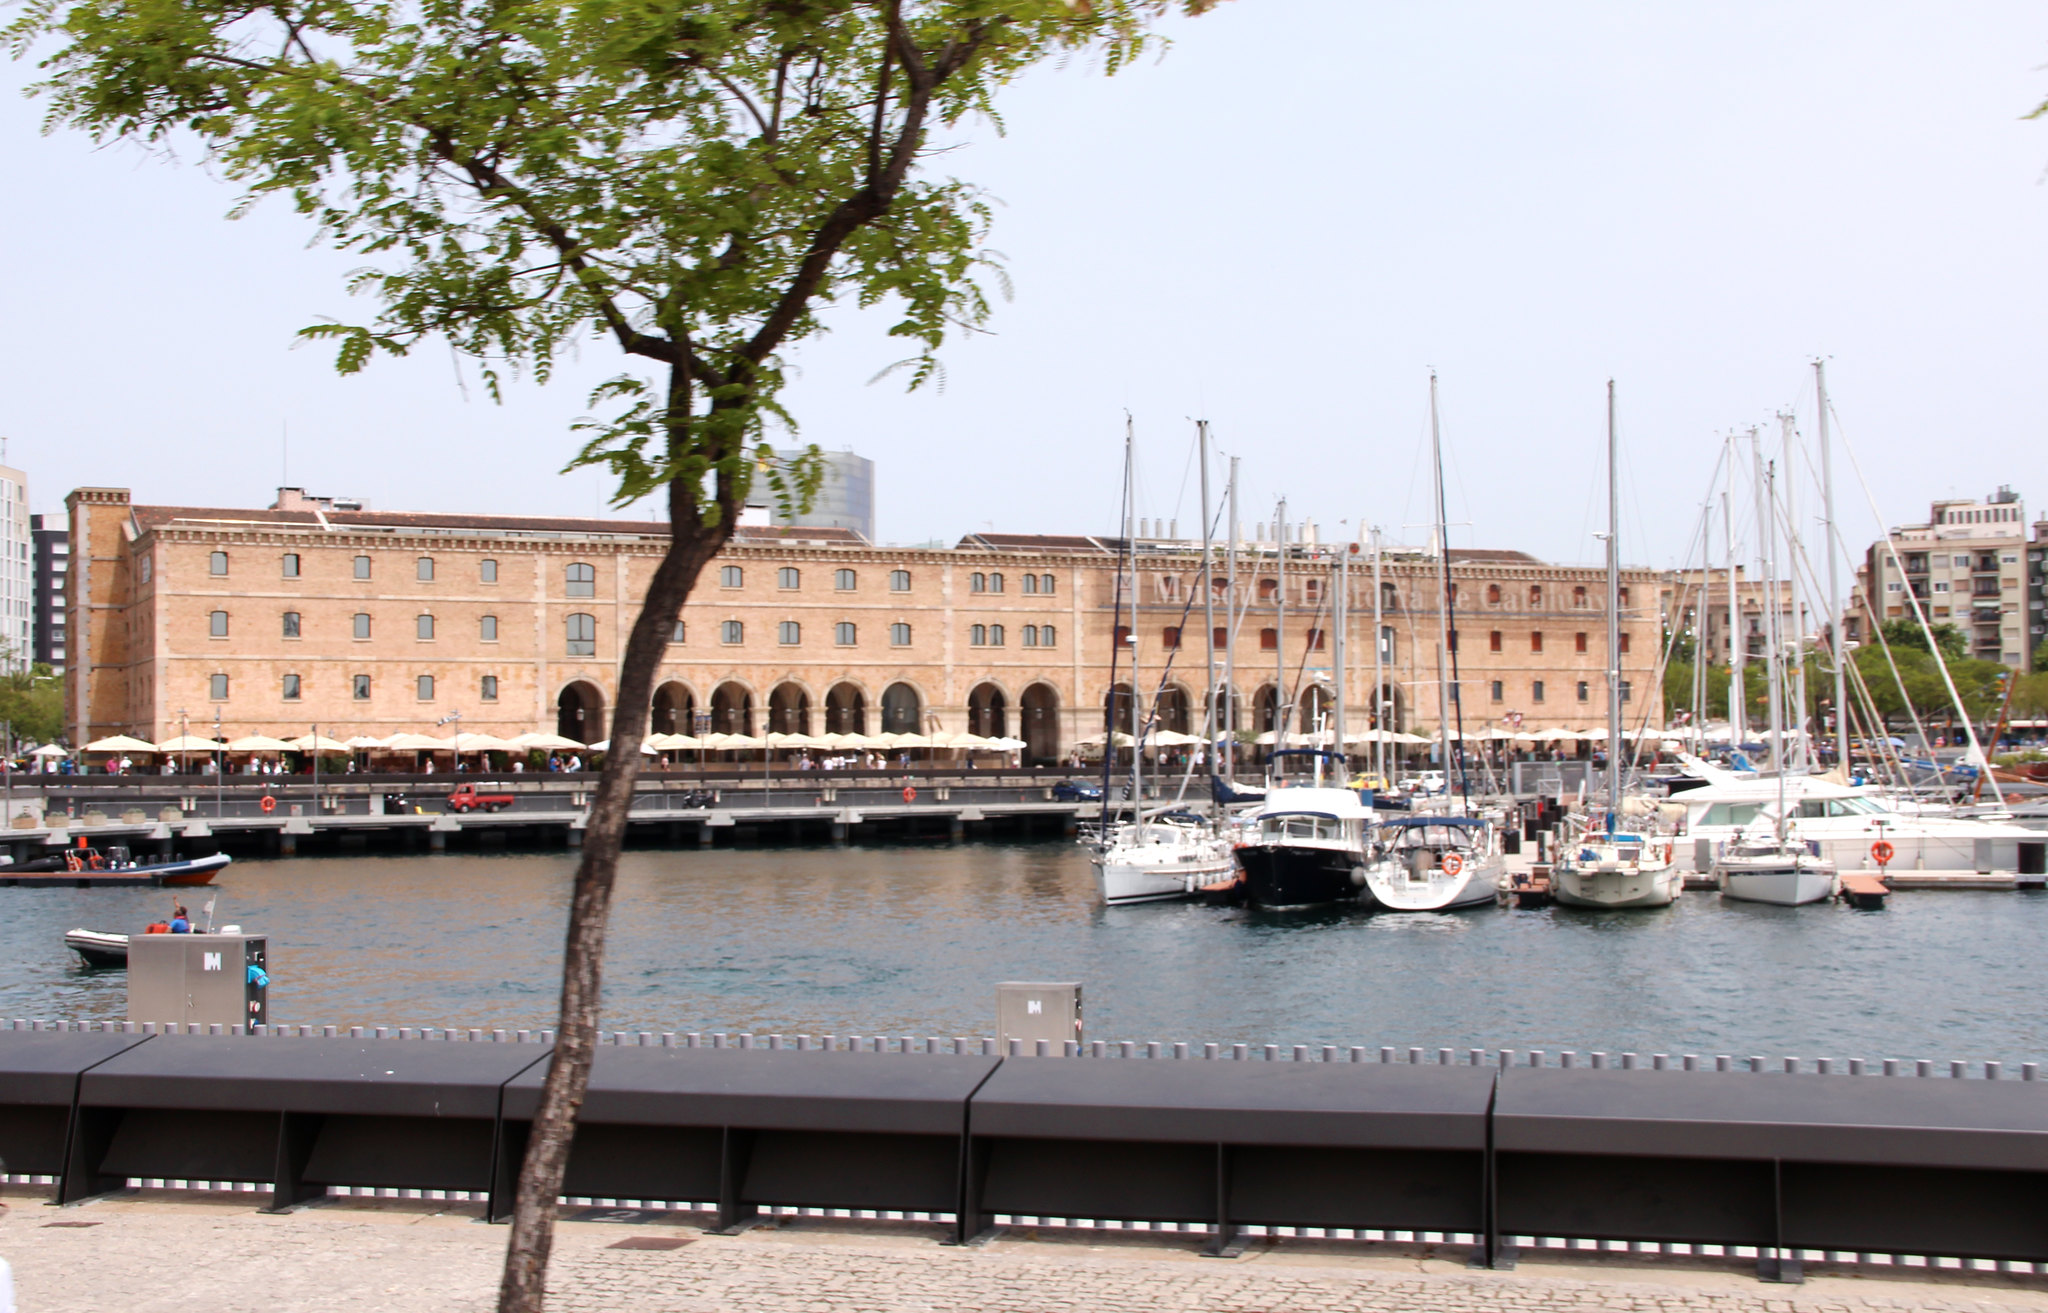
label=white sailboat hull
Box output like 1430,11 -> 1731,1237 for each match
1363,861 -> 1501,911
1093,842 -> 1235,905
1718,863 -> 1837,906
1552,864 -> 1682,909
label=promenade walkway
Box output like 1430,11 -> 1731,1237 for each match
10,1194 -> 2048,1313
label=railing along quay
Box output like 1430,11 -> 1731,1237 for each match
6,1021 -> 2048,1284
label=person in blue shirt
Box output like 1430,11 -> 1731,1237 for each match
168,906 -> 191,934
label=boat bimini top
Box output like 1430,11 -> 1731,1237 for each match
1377,816 -> 1485,831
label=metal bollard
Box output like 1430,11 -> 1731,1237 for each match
1528,1050 -> 1544,1067
351,1026 -> 366,1038
1784,1058 -> 1798,1074
1682,1055 -> 1698,1072
1848,1058 -> 1865,1075
1950,1060 -> 1966,1080
1816,1058 -> 1832,1075
1147,1042 -> 1163,1060
1064,1041 -> 1080,1056
1467,1049 -> 1484,1066
738,1033 -> 755,1050
1091,1041 -> 1107,1058
1174,1043 -> 1189,1060
662,1033 -> 677,1048
1748,1056 -> 1764,1073
1329,1046 -> 1344,1064
1231,1043 -> 1248,1061
1035,1040 -> 1050,1057
1590,1052 -> 1606,1070
1380,1047 -> 1395,1064
1350,1047 -> 1367,1063
1438,1048 -> 1453,1065
1121,1041 -> 1136,1059
1561,1052 -> 1576,1069
1883,1059 -> 1899,1076
1498,1050 -> 1515,1069
2025,1064 -> 2038,1082
1408,1047 -> 1424,1065
1986,1062 -> 2002,1080
1293,1046 -> 1308,1063
687,1032 -> 704,1048
1204,1043 -> 1219,1060
1915,1060 -> 1932,1078
1651,1054 -> 1668,1071
1621,1053 -> 1638,1071
1008,1038 -> 1022,1057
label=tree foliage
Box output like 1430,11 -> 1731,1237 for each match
1878,618 -> 1966,662
0,660 -> 64,745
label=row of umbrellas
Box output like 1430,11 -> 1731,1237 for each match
70,729 -> 1029,756
1074,727 -> 1677,749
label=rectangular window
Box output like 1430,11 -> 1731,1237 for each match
481,559 -> 499,583
1163,627 -> 1181,649
1530,631 -> 1543,653
890,622 -> 911,646
209,551 -> 228,576
353,674 -> 371,700
210,610 -> 229,638
282,611 -> 301,639
778,567 -> 801,590
1575,631 -> 1588,653
480,615 -> 498,642
353,613 -> 371,640
1213,627 -> 1228,648
721,565 -> 744,588
1489,630 -> 1502,653
722,619 -> 744,645
354,555 -> 371,580
417,674 -> 435,700
1619,632 -> 1631,654
481,675 -> 499,701
1491,680 -> 1504,701
890,570 -> 911,592
1532,680 -> 1546,702
1260,627 -> 1278,650
1577,681 -> 1589,702
778,620 -> 801,645
1620,680 -> 1633,703
835,622 -> 856,646
417,557 -> 435,581
282,674 -> 301,701
417,614 -> 435,641
281,553 -> 300,578
835,569 -> 857,591
1306,628 -> 1326,650
670,620 -> 686,644
1447,629 -> 1458,653
209,673 -> 228,700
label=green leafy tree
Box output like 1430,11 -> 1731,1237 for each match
9,1 -> 1220,1306
1879,618 -> 1966,661
0,657 -> 64,745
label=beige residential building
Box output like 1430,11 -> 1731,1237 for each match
65,489 -> 1665,760
1861,488 -> 2032,668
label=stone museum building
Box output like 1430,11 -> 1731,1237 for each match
64,487 -> 1664,762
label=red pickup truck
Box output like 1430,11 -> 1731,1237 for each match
445,783 -> 514,814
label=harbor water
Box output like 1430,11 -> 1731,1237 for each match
8,840 -> 2045,1065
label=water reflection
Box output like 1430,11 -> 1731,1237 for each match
1,843 -> 2043,1062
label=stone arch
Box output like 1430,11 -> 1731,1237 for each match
710,681 -> 754,736
767,681 -> 811,734
1103,682 -> 1137,736
651,681 -> 696,735
1372,682 -> 1406,733
1020,683 -> 1060,764
557,680 -> 607,743
824,682 -> 867,735
1205,685 -> 1241,735
967,682 -> 1008,738
1298,684 -> 1334,734
879,682 -> 922,734
1154,684 -> 1191,735
1252,684 -> 1282,735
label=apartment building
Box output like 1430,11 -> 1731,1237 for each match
1863,487 -> 2031,668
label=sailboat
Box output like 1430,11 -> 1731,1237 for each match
1093,421 -> 1236,905
1711,441 -> 1838,906
1553,382 -> 1683,910
1360,374 -> 1501,912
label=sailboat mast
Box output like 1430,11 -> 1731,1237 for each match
1334,538 -> 1348,772
1371,526 -> 1385,786
1127,425 -> 1141,812
1225,457 -> 1239,782
1275,497 -> 1287,758
1725,450 -> 1743,739
1605,381 -> 1622,824
1815,360 -> 1849,775
1780,411 -> 1810,772
1198,420 -> 1218,791
1752,429 -> 1782,775
1429,372 -> 1466,803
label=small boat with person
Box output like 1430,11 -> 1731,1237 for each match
0,846 -> 229,888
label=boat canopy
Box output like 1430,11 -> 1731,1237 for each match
1377,815 -> 1487,830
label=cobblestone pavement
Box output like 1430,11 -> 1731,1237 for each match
9,1194 -> 2048,1313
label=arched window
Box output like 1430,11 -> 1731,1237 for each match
722,620 -> 744,644
720,565 -> 743,587
1618,586 -> 1630,607
1022,574 -> 1038,594
353,555 -> 371,579
481,675 -> 499,701
1257,578 -> 1278,601
416,674 -> 435,700
209,610 -> 229,637
1488,630 -> 1502,652
989,624 -> 1005,646
835,622 -> 857,645
481,559 -> 499,583
1041,574 -> 1056,595
1573,585 -> 1588,607
353,674 -> 371,700
566,612 -> 597,656
566,562 -> 596,597
281,553 -> 300,578
890,570 -> 911,592
353,613 -> 371,639
890,622 -> 911,646
880,683 -> 921,734
209,551 -> 229,576
835,569 -> 857,591
1306,628 -> 1326,650
778,620 -> 801,645
778,567 -> 801,590
417,557 -> 435,581
970,624 -> 988,646
282,674 -> 301,701
1113,625 -> 1131,647
209,673 -> 229,700
989,572 -> 1004,593
1486,584 -> 1501,604
281,612 -> 301,639
417,614 -> 435,640
1040,625 -> 1056,646
480,615 -> 498,641
1529,585 -> 1542,606
970,572 -> 987,593
1022,626 -> 1039,647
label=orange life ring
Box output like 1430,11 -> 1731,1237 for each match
260,794 -> 276,814
1871,839 -> 1895,866
902,785 -> 917,803
1440,852 -> 1465,877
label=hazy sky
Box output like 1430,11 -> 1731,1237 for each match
3,2 -> 2044,571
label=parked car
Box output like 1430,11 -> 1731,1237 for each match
1052,780 -> 1103,802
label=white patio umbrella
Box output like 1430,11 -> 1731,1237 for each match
587,739 -> 659,755
29,743 -> 70,757
700,732 -> 766,750
158,734 -> 227,753
766,732 -> 834,750
84,734 -> 159,753
1141,729 -> 1205,748
288,733 -> 352,753
382,732 -> 453,752
983,737 -> 1028,751
645,732 -> 701,751
345,734 -> 393,750
816,733 -> 870,750
225,734 -> 299,753
511,731 -> 587,750
449,732 -> 522,753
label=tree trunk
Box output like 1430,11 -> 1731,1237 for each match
498,394 -> 737,1313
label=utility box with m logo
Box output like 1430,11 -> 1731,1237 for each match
128,934 -> 268,1030
995,981 -> 1081,1053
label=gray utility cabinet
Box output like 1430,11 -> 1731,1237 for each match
128,934 -> 268,1030
995,981 -> 1081,1052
